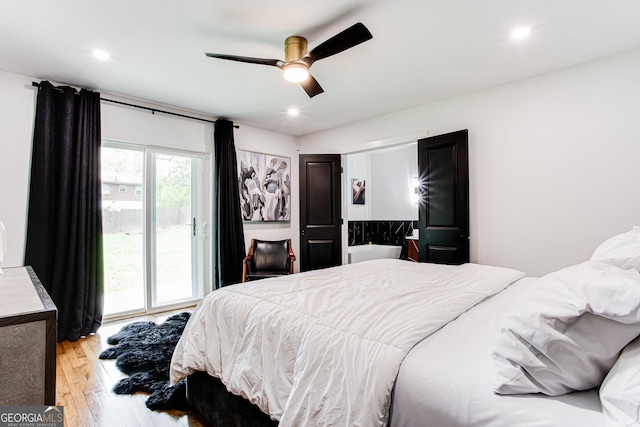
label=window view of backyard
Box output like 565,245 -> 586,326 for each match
153,153 -> 194,304
101,147 -> 196,316
102,147 -> 144,315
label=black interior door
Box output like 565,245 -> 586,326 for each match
418,130 -> 469,264
299,154 -> 342,272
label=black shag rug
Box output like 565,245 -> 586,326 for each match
98,312 -> 191,411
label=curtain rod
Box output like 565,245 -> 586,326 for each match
31,81 -> 238,128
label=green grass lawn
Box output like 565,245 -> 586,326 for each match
103,224 -> 191,295
103,229 -> 143,293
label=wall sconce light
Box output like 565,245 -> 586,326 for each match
411,176 -> 419,205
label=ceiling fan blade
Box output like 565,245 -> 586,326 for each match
304,22 -> 372,65
205,53 -> 283,68
301,74 -> 324,98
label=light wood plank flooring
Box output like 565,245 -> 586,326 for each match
56,310 -> 210,427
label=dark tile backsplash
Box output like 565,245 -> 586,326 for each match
348,220 -> 417,260
364,222 -> 378,245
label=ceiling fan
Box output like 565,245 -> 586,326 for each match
205,22 -> 372,98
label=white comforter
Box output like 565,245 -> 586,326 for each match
170,259 -> 524,426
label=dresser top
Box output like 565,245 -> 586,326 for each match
0,267 -> 45,317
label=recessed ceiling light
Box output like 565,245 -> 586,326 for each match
93,49 -> 110,60
287,108 -> 299,116
511,27 -> 531,40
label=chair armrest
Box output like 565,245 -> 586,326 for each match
244,242 -> 255,262
242,240 -> 256,282
288,243 -> 296,274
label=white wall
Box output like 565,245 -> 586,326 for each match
0,69 -> 300,273
101,97 -> 214,153
346,144 -> 418,221
232,124 -> 299,268
0,71 -> 35,268
5,47 -> 640,277
300,48 -> 640,276
345,151 -> 372,220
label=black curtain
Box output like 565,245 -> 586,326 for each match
213,119 -> 245,287
25,81 -> 104,342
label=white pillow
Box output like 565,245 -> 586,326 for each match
600,336 -> 640,427
492,260 -> 640,396
591,226 -> 640,271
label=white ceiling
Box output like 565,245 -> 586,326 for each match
2,1 -> 640,137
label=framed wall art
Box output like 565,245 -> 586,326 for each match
237,149 -> 291,221
352,178 -> 366,205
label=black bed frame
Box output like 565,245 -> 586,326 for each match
186,371 -> 279,427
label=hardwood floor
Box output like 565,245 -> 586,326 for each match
56,310 -> 210,427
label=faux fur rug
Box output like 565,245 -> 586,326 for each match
98,312 -> 191,411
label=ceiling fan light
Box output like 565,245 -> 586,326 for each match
511,27 -> 531,40
283,63 -> 309,83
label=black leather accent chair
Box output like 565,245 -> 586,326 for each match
242,239 -> 296,282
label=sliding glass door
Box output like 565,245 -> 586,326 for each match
151,152 -> 204,306
102,146 -> 145,315
102,144 -> 209,317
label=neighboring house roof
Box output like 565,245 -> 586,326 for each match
102,171 -> 142,186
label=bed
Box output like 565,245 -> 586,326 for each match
391,276 -> 605,426
170,227 -> 640,427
